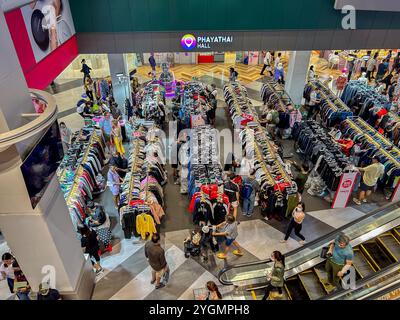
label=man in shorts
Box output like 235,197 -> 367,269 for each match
144,233 -> 170,289
353,156 -> 385,205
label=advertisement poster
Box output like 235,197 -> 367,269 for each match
20,0 -> 76,63
331,172 -> 358,208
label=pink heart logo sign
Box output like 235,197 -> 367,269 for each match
181,34 -> 196,50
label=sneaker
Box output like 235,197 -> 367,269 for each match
163,270 -> 170,283
299,240 -> 306,245
246,213 -> 253,217
217,252 -> 227,259
96,267 -> 104,274
264,217 -> 269,221
362,199 -> 367,203
280,240 -> 287,243
353,198 -> 361,205
155,283 -> 165,289
232,250 -> 244,256
242,212 -> 248,216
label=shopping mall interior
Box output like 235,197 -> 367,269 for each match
1,0 -> 400,303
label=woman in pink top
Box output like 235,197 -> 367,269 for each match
281,202 -> 306,245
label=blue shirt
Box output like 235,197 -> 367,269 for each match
332,236 -> 354,265
100,117 -> 112,135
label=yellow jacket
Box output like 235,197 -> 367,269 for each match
136,213 -> 157,240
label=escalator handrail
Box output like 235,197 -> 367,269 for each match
218,201 -> 400,285
320,260 -> 400,300
360,279 -> 400,300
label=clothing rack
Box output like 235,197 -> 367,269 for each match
65,131 -> 99,204
126,135 -> 144,206
260,78 -> 294,112
343,118 -> 400,167
224,82 -> 296,193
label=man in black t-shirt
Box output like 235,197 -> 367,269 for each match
223,174 -> 240,219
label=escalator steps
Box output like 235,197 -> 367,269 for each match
285,278 -> 310,300
378,235 -> 400,261
362,242 -> 393,269
353,249 -> 375,277
299,272 -> 326,300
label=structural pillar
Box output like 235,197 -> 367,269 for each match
107,53 -> 131,108
285,51 -> 312,105
0,10 -> 94,299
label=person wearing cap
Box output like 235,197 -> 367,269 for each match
324,233 -> 353,291
37,283 -> 61,300
353,156 -> 385,205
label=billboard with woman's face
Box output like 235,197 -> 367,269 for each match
20,0 -> 76,63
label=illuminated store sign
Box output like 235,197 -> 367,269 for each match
181,34 -> 233,50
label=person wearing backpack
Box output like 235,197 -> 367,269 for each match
229,67 -> 239,82
241,169 -> 260,217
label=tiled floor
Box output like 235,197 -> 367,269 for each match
55,63 -> 383,300
0,54 -> 385,301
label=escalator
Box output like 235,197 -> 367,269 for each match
218,202 -> 400,300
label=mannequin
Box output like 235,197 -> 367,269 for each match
358,72 -> 368,85
323,76 -> 334,91
336,69 -> 348,96
328,51 -> 340,69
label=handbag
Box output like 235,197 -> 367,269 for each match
320,246 -> 329,259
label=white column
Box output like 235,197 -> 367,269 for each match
0,11 -> 94,299
107,53 -> 131,108
0,10 -> 33,134
285,51 -> 312,105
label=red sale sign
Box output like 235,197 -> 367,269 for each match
331,172 -> 358,209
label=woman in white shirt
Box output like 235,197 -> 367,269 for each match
281,202 -> 306,245
260,51 -> 273,76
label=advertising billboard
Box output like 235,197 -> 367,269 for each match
20,0 -> 76,63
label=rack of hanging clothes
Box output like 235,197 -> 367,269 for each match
378,112 -> 400,146
135,83 -> 166,125
224,81 -> 298,216
341,80 -> 393,132
304,80 -> 353,127
93,78 -> 112,100
186,125 -> 231,225
260,77 -> 301,138
119,123 -> 167,239
242,123 -> 299,218
341,117 -> 400,192
224,81 -> 259,129
293,120 -> 355,194
179,81 -> 212,128
57,129 -> 106,231
187,125 -> 224,197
